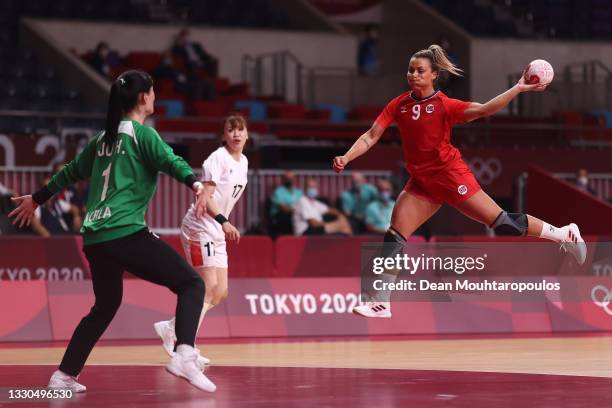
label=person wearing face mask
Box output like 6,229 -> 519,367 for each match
365,180 -> 395,234
269,171 -> 303,235
575,169 -> 597,196
293,178 -> 352,236
340,172 -> 379,233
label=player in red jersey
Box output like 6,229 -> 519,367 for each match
333,45 -> 587,318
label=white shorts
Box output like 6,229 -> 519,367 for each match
180,225 -> 228,269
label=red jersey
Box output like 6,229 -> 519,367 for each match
375,90 -> 471,176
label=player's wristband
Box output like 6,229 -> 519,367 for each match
184,174 -> 198,190
191,181 -> 203,192
214,214 -> 229,225
32,186 -> 53,205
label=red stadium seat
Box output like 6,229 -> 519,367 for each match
348,105 -> 383,121
124,52 -> 162,73
214,78 -> 230,93
267,102 -> 306,119
190,101 -> 231,117
155,79 -> 177,99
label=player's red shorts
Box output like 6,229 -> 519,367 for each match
404,160 -> 481,206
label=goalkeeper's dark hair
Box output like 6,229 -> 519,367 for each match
104,70 -> 153,146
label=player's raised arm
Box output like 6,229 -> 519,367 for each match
462,67 -> 549,123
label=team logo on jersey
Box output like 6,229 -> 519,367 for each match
400,105 -> 409,114
457,185 -> 468,195
426,104 -> 435,113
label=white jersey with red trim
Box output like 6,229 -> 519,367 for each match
182,147 -> 248,238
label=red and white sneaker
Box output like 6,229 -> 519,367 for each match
560,223 -> 587,265
352,302 -> 392,318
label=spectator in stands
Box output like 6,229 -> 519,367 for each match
171,28 -> 218,79
0,182 -> 17,234
365,180 -> 395,234
0,193 -> 46,236
340,172 -> 378,233
52,162 -> 86,225
153,51 -> 190,95
358,25 -> 380,76
170,29 -> 217,101
33,178 -> 82,236
269,171 -> 303,235
293,178 -> 352,236
575,168 -> 597,196
89,42 -> 120,79
71,180 -> 89,215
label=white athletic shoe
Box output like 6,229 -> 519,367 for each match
155,320 -> 211,369
154,320 -> 176,357
352,302 -> 392,318
195,348 -> 211,368
560,223 -> 587,265
48,370 -> 87,393
166,345 -> 216,392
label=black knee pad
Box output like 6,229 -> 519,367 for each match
382,227 -> 407,258
490,211 -> 528,236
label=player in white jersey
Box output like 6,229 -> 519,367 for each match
154,114 -> 248,367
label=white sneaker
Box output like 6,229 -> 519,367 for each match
560,223 -> 587,265
166,345 -> 216,392
352,302 -> 392,318
195,348 -> 211,368
48,370 -> 86,393
154,320 -> 176,357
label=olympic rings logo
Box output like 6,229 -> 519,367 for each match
591,285 -> 612,316
467,157 -> 502,185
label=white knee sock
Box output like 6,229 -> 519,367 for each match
539,222 -> 566,243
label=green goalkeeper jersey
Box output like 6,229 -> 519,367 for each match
47,119 -> 194,245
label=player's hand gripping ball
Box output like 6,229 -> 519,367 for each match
523,59 -> 554,85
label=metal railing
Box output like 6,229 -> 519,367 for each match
507,60 -> 612,116
242,50 -> 356,108
0,168 -> 391,234
242,50 -> 304,104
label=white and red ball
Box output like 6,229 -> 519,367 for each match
524,59 -> 554,85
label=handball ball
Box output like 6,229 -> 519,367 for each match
524,59 -> 554,85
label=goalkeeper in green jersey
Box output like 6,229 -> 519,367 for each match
9,70 -> 216,393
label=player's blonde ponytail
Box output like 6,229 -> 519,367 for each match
413,44 -> 463,77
